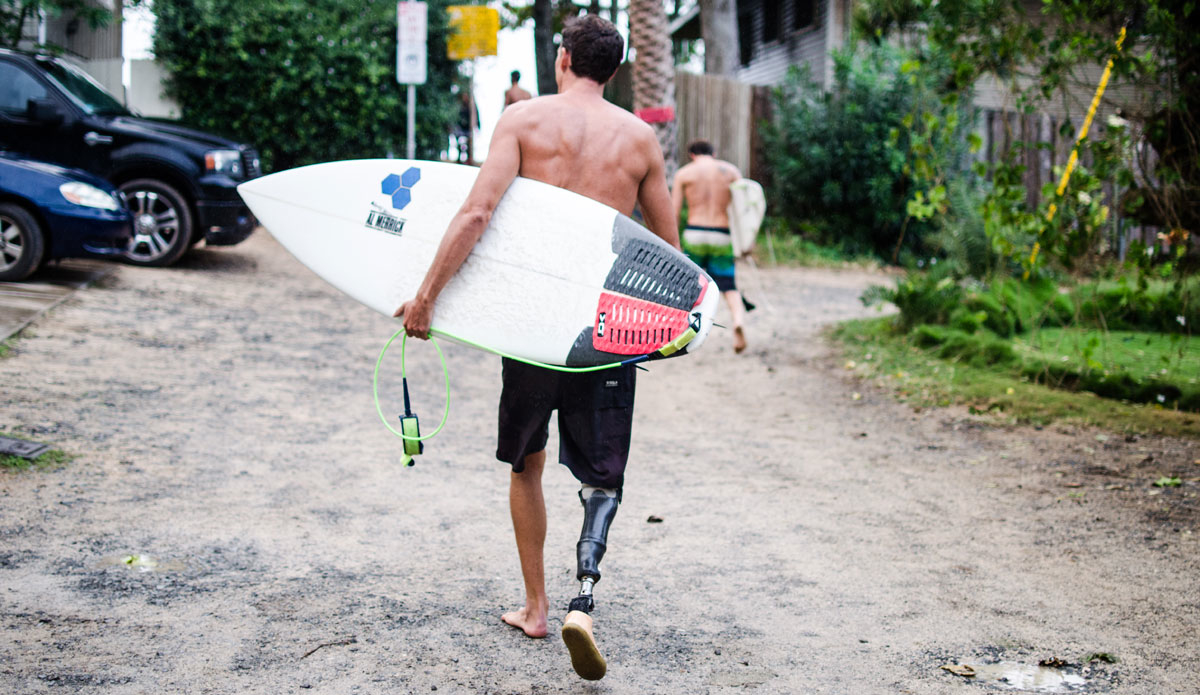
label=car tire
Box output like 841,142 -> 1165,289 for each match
0,203 -> 46,282
119,178 -> 193,267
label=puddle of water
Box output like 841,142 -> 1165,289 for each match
962,661 -> 1087,693
99,554 -> 187,573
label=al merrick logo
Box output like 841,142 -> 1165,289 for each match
366,167 -> 421,236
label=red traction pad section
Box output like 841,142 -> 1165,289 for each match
592,292 -> 691,355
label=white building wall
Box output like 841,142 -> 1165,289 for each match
82,57 -> 125,103
127,59 -> 180,119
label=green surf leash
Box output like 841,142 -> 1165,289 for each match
373,321 -> 700,466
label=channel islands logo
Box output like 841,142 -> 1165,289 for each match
366,167 -> 421,236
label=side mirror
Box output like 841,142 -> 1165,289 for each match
26,98 -> 64,125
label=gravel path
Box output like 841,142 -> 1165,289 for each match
1,231 -> 1197,694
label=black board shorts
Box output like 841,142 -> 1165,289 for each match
496,358 -> 637,489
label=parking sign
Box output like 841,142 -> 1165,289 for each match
397,1 -> 427,85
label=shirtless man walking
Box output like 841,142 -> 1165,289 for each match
503,70 -> 532,107
672,141 -> 748,352
394,15 -> 678,681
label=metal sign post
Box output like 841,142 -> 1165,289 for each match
397,1 -> 428,160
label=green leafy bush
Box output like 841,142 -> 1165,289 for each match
153,0 -> 460,172
761,43 -> 977,261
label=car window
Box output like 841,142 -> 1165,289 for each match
0,62 -> 48,118
35,57 -> 128,116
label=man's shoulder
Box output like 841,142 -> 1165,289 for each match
674,161 -> 698,179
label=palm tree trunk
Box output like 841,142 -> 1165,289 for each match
629,0 -> 678,180
699,0 -> 739,76
533,0 -> 557,95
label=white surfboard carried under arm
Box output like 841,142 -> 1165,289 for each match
237,159 -> 719,367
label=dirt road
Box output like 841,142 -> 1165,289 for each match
2,232 -> 1197,694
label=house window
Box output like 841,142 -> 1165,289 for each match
763,0 -> 782,43
793,0 -> 815,29
738,12 -> 754,66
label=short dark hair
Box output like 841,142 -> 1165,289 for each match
688,140 -> 714,156
561,15 -> 624,84
510,70 -> 520,83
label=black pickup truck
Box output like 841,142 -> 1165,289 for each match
0,48 -> 260,266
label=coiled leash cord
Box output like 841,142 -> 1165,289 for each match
372,320 -> 701,467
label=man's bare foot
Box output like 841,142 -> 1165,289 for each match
561,610 -> 606,680
733,325 -> 747,354
501,604 -> 548,638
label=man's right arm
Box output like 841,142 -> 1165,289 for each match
393,108 -> 525,337
638,135 -> 681,251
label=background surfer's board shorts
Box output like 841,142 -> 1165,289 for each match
497,358 -> 636,489
683,225 -> 737,292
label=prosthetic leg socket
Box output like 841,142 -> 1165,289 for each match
576,489 -> 619,583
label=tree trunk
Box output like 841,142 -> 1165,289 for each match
533,0 -> 557,95
699,0 -> 739,76
629,0 -> 678,180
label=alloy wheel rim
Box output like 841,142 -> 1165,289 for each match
125,190 -> 181,262
0,215 -> 25,272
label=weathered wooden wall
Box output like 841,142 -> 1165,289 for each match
979,108 -> 1157,259
674,70 -> 773,183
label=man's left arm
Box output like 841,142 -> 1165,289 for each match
393,112 -> 523,338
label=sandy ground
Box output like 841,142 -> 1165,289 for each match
1,231 -> 1198,695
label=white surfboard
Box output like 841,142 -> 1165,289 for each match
237,159 -> 719,367
727,178 -> 766,258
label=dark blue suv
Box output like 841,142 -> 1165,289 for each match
0,48 -> 261,267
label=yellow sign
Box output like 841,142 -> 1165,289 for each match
446,6 -> 499,60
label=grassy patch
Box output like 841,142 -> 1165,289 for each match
832,317 -> 1200,438
1020,328 -> 1198,382
0,432 -> 73,471
757,219 -> 880,269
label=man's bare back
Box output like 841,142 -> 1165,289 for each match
504,84 -> 532,107
673,155 -> 741,227
498,93 -> 673,222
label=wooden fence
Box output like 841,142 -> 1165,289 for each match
674,70 -> 773,183
978,107 -> 1156,260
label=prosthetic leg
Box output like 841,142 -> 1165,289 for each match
562,486 -> 619,680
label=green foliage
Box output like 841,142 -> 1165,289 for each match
856,0 -> 1200,280
865,269 -> 1200,408
0,0 -> 114,49
758,218 -> 881,268
983,120 -> 1137,280
761,43 -> 978,262
869,270 -> 1199,337
834,316 -> 1200,435
153,0 -> 461,172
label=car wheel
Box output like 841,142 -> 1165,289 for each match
0,203 -> 46,282
120,178 -> 193,267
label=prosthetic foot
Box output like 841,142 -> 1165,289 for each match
562,486 -> 619,680
562,609 -> 605,680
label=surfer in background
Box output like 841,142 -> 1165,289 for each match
394,14 -> 678,681
503,70 -> 532,108
672,140 -> 748,353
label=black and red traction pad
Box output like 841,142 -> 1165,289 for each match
564,216 -> 711,367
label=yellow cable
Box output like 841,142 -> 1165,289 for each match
1025,26 -> 1127,278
